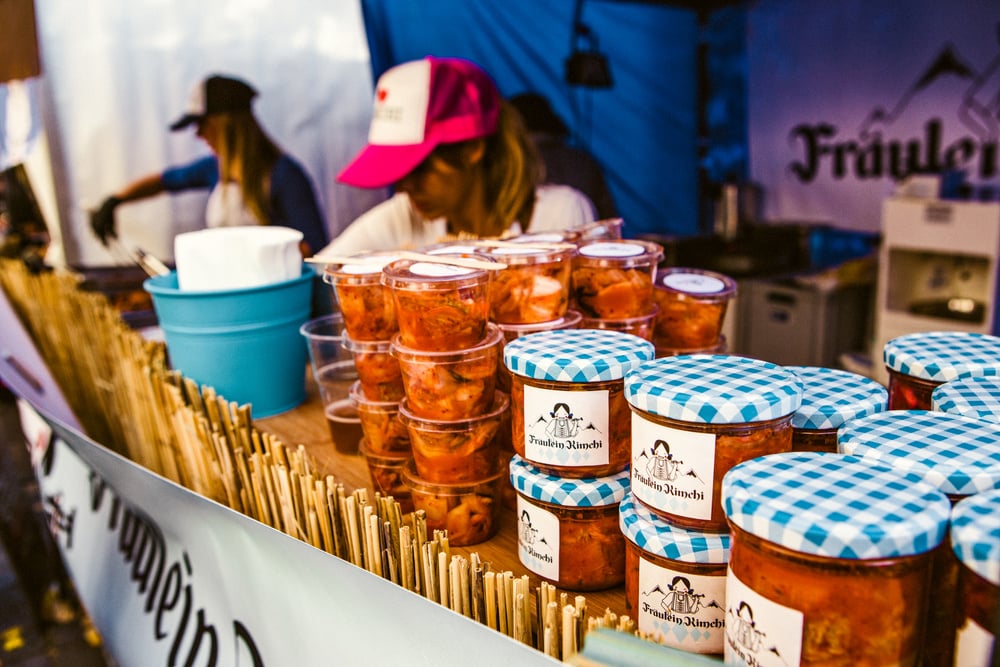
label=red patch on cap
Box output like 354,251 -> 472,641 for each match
376,88 -> 388,102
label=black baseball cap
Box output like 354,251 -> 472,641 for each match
169,75 -> 258,131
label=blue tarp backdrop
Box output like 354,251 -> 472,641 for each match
359,0 -> 702,238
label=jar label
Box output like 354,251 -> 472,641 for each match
955,617 -> 994,667
630,415 -> 715,520
724,569 -> 803,667
515,495 -> 559,581
637,558 -> 726,653
522,385 -> 610,466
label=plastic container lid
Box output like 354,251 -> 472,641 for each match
381,257 -> 492,290
932,375 -> 1000,422
950,489 -> 1000,586
883,331 -> 1000,382
655,267 -> 737,302
574,239 -> 663,267
503,329 -> 655,382
509,455 -> 630,508
323,252 -> 405,280
624,354 -> 803,424
496,310 -> 582,342
722,451 -> 950,559
787,365 -> 888,430
839,410 -> 1000,497
618,491 -> 730,564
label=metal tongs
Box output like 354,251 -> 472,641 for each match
107,237 -> 170,277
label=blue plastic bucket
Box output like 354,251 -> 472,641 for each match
143,267 -> 314,418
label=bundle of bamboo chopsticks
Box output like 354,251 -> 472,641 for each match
0,259 -> 640,661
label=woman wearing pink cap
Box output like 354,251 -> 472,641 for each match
321,57 -> 596,254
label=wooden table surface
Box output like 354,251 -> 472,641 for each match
258,373 -> 629,620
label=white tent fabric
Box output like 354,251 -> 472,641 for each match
32,0 -> 386,266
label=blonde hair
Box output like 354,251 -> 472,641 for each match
213,111 -> 282,224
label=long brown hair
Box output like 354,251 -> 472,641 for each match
213,110 -> 282,224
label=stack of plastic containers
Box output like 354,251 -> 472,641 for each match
380,255 -> 507,546
570,238 -> 664,341
651,267 -> 736,357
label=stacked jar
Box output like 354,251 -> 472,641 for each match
882,331 -> 1000,410
933,374 -> 1000,422
950,489 -> 1000,667
324,254 -> 414,510
382,255 -> 507,546
722,451 -> 950,666
839,410 -> 1000,667
651,267 -> 736,358
786,365 -> 888,453
504,328 -> 655,590
570,238 -> 664,341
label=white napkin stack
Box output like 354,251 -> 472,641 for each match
174,226 -> 303,291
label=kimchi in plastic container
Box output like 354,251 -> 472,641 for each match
722,451 -> 950,667
323,253 -> 402,340
476,244 -> 574,324
579,304 -> 659,342
618,491 -> 730,654
654,334 -> 727,359
882,331 -> 1000,410
786,365 -> 887,453
358,439 -> 413,514
570,239 -> 663,320
652,267 -> 736,349
503,328 -> 655,478
624,354 -> 802,532
510,454 -> 630,591
933,374 -> 1000,422
950,489 -> 1000,667
341,333 -> 405,402
381,257 -> 494,351
403,459 -> 505,547
348,380 -> 411,455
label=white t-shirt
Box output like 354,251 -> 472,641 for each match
320,184 -> 596,255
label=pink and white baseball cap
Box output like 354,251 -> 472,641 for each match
337,57 -> 501,189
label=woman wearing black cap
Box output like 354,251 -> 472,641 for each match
90,74 -> 328,256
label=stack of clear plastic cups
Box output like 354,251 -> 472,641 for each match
651,267 -> 736,357
571,239 -> 663,341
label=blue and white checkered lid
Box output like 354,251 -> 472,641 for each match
618,491 -> 730,564
883,331 -> 1000,382
787,366 -> 888,430
503,329 -> 655,382
509,455 -> 630,507
838,410 -> 1000,497
624,355 -> 803,424
722,451 -> 950,559
932,375 -> 1000,422
950,490 -> 1000,586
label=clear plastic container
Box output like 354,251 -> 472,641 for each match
568,217 -> 625,242
403,459 -> 505,546
950,490 -> 1000,667
496,310 -> 583,392
625,354 -> 802,532
883,331 -> 1000,410
348,380 -> 411,455
358,439 -> 413,514
341,333 -> 405,402
476,244 -> 574,324
322,253 -> 402,340
786,366 -> 888,453
390,323 -> 502,420
504,328 -> 655,478
722,452 -> 951,667
619,491 -> 730,654
570,239 -> 664,320
325,398 -> 363,455
381,256 -> 493,352
654,334 -> 727,359
579,304 -> 658,342
510,455 -> 630,591
398,391 -> 509,483
652,267 -> 736,349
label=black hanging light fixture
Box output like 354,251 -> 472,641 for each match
564,0 -> 613,88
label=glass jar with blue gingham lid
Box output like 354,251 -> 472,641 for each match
838,409 -> 1000,499
504,329 -> 655,478
786,366 -> 888,453
618,491 -> 730,654
509,455 -> 629,591
949,489 -> 1000,665
932,375 -> 1000,422
883,331 -> 1000,410
623,354 -> 802,532
721,451 -> 949,665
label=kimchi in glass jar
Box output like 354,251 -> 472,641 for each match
786,366 -> 887,453
495,310 -> 581,393
722,451 -> 950,667
476,243 -> 575,325
950,489 -> 1000,667
510,455 -> 629,591
323,252 -> 402,341
933,374 -> 1000,422
618,491 -> 730,654
570,239 -> 663,320
652,267 -> 736,350
624,354 -> 802,532
883,331 -> 1000,410
503,329 -> 655,478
